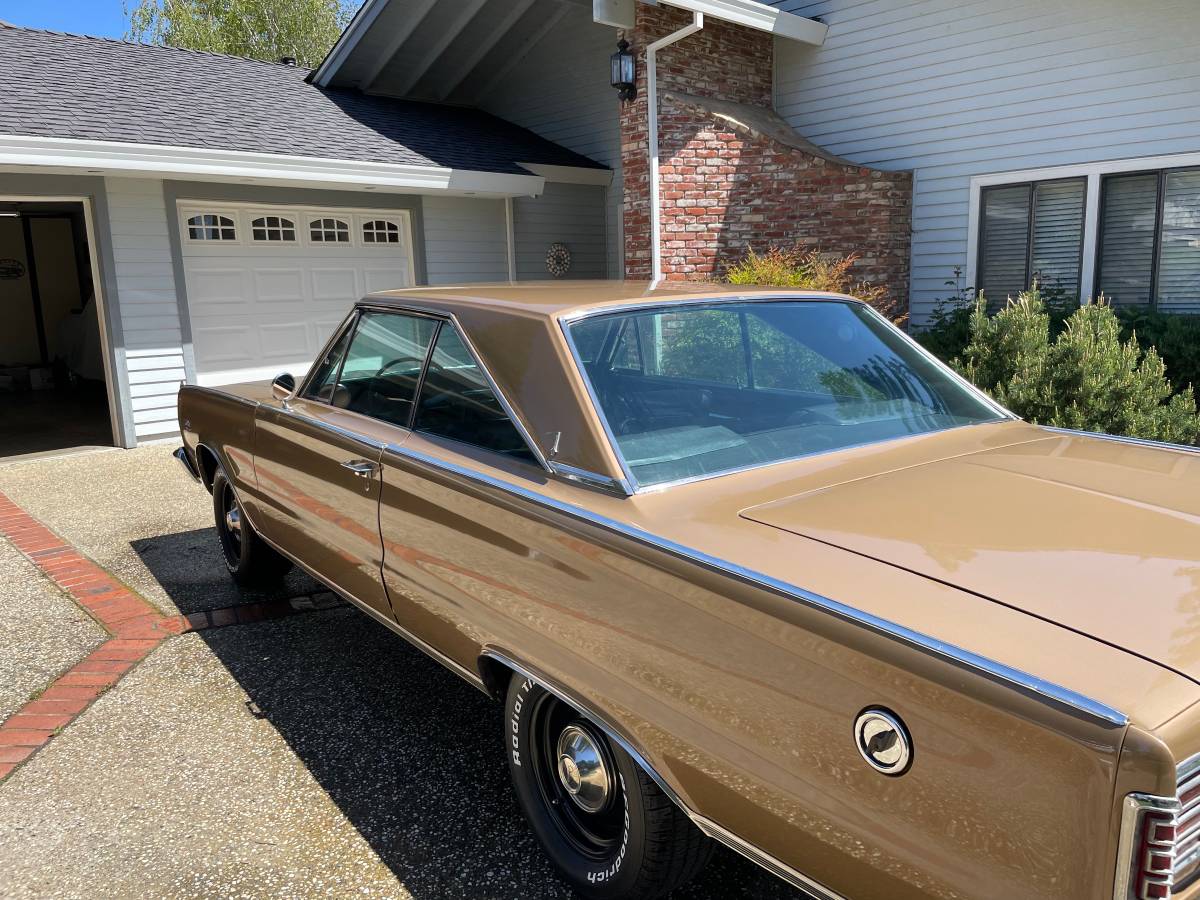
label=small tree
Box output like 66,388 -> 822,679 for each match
125,0 -> 357,68
957,289 -> 1200,444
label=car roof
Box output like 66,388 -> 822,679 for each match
352,281 -> 863,486
360,281 -> 856,320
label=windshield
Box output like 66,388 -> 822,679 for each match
567,300 -> 1004,487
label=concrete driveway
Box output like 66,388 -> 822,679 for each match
0,445 -> 797,899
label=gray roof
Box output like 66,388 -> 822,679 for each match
0,25 -> 606,176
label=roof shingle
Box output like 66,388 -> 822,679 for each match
0,25 -> 606,176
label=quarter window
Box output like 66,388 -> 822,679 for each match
251,215 -> 296,242
1097,168 -> 1200,311
363,219 -> 400,244
413,325 -> 534,461
187,213 -> 236,241
977,178 -> 1086,307
310,218 -> 350,243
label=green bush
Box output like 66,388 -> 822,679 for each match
725,247 -> 905,324
1113,306 -> 1200,394
956,289 -> 1200,444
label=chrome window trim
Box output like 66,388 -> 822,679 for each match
1043,426 -> 1200,456
480,649 -> 846,900
388,442 -> 1130,729
357,302 -> 552,473
297,310 -> 359,399
547,461 -> 633,496
558,295 -> 1017,495
1114,792 -> 1181,900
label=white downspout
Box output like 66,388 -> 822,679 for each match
646,11 -> 704,285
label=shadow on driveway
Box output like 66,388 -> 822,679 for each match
137,539 -> 801,898
132,527 -> 323,614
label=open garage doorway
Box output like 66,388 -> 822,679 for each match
0,199 -> 117,459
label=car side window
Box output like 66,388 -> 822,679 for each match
304,324 -> 354,402
412,325 -> 535,461
331,312 -> 438,428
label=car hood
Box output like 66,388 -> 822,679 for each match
739,430 -> 1200,683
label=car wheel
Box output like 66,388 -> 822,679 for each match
505,677 -> 712,899
212,468 -> 292,587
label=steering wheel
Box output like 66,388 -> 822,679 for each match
367,356 -> 426,418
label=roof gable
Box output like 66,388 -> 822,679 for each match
0,25 -> 606,177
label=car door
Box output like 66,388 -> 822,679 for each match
376,321 -> 554,665
252,309 -> 437,622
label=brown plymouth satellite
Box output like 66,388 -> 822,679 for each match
175,282 -> 1200,900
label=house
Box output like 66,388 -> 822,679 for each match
2,0 -> 1197,455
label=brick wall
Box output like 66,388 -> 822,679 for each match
619,5 -> 913,312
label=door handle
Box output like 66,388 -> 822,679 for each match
340,459 -> 379,478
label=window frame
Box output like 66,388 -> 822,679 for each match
1093,166 -> 1200,310
975,177 -> 1088,305
297,305 -> 548,469
185,211 -> 238,242
250,214 -> 297,243
967,151 -> 1200,308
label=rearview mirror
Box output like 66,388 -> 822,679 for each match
271,372 -> 296,401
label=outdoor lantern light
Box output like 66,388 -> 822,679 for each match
611,39 -> 636,101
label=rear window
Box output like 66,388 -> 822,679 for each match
566,300 -> 1002,487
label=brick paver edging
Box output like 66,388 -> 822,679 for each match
0,490 -> 339,781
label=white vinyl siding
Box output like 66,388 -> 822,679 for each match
481,9 -> 621,277
421,196 -> 510,285
104,177 -> 186,440
772,0 -> 1200,323
513,182 -> 608,280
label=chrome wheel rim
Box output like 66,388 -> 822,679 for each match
556,725 -> 611,813
218,482 -> 242,565
527,692 -> 623,860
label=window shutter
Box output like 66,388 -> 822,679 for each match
1097,173 -> 1159,306
1157,169 -> 1200,313
1031,179 -> 1085,300
979,185 -> 1031,309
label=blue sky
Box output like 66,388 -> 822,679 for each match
1,1 -> 128,38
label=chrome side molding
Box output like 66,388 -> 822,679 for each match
391,443 -> 1130,729
480,650 -> 846,900
1043,426 -> 1200,456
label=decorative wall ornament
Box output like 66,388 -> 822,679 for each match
0,258 -> 26,280
546,242 -> 572,278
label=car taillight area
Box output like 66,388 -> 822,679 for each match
1117,794 -> 1181,900
1176,759 -> 1200,891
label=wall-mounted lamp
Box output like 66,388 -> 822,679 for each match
610,39 -> 636,102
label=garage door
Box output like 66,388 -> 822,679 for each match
179,202 -> 416,386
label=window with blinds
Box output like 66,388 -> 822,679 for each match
1097,167 -> 1200,311
978,178 -> 1085,309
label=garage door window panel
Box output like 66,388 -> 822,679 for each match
310,218 -> 350,243
251,215 -> 296,242
187,213 -> 237,241
363,219 -> 400,244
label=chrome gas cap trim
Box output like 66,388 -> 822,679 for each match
854,709 -> 912,776
556,724 -> 611,812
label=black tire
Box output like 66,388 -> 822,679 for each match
212,468 -> 292,587
505,677 -> 712,899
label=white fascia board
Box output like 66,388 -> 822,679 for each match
517,163 -> 614,186
311,0 -> 388,87
0,134 -> 545,197
659,0 -> 827,45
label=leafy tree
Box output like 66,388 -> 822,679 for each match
125,0 -> 358,68
956,288 -> 1200,444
